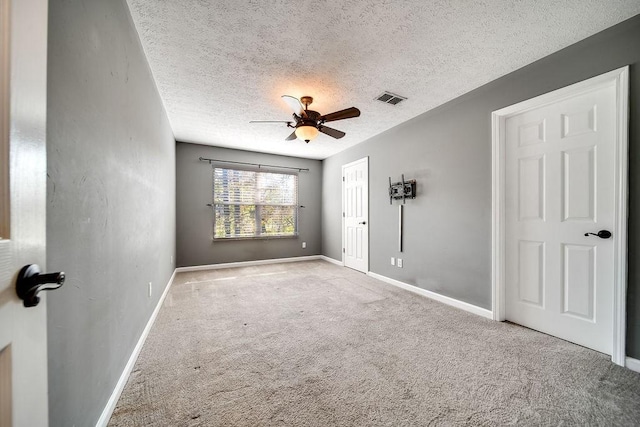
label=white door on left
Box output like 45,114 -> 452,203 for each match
342,157 -> 369,273
0,0 -> 50,425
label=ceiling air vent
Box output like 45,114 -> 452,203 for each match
375,92 -> 407,105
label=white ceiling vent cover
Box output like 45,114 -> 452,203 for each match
375,92 -> 407,105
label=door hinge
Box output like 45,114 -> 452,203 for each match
343,248 -> 345,253
342,176 -> 345,182
342,212 -> 345,217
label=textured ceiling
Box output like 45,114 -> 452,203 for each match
126,1 -> 640,160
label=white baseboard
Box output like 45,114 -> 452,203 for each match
626,357 -> 640,373
366,271 -> 493,319
319,255 -> 342,266
175,255 -> 329,272
95,268 -> 177,427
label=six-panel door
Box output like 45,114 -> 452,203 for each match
505,84 -> 616,354
343,158 -> 369,273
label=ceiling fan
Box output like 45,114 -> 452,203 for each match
250,95 -> 361,143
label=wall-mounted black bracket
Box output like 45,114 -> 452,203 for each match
16,264 -> 65,308
389,175 -> 417,204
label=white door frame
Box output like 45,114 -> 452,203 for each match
491,66 -> 629,366
341,156 -> 369,270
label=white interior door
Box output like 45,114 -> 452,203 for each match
503,72 -> 626,355
0,0 -> 49,425
342,157 -> 368,273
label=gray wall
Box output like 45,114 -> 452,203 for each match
46,0 -> 176,425
177,142 -> 322,267
322,16 -> 640,358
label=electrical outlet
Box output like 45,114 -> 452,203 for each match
148,282 -> 152,297
397,258 -> 403,268
170,255 -> 173,264
391,257 -> 395,266
302,242 -> 306,249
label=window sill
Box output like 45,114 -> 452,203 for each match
213,234 -> 299,242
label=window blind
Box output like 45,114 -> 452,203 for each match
213,168 -> 298,239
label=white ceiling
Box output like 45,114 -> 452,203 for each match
126,1 -> 640,160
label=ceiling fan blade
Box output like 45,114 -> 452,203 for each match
318,125 -> 346,139
249,120 -> 292,124
281,95 -> 306,117
285,130 -> 297,141
319,107 -> 360,123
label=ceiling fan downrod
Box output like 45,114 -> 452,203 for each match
300,96 -> 313,111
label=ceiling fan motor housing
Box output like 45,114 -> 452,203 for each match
303,110 -> 321,121
297,118 -> 318,128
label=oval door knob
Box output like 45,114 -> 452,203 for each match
584,230 -> 612,239
359,221 -> 367,225
16,264 -> 65,308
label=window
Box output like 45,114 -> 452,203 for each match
213,167 -> 298,239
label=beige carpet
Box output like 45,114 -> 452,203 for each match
109,260 -> 640,426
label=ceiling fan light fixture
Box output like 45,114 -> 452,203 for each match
295,124 -> 319,143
